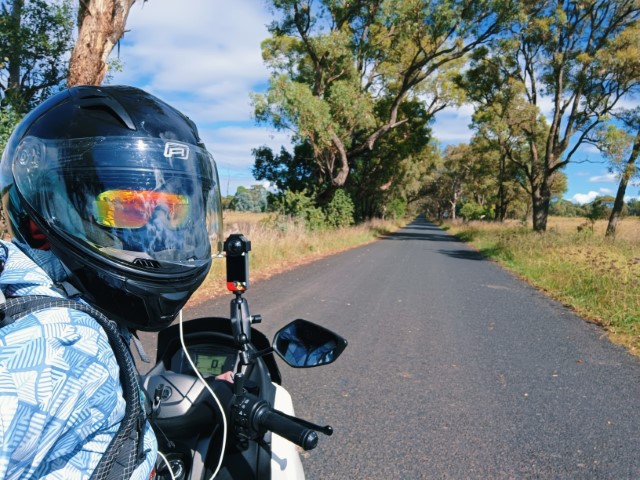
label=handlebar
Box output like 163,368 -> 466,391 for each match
226,386 -> 320,451
254,404 -> 319,451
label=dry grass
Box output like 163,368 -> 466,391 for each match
444,216 -> 640,355
187,211 -> 406,306
546,216 -> 640,243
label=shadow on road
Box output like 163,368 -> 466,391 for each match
381,217 -> 460,243
437,249 -> 485,261
381,217 -> 488,261
383,231 -> 461,242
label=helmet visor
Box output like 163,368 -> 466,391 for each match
13,136 -> 223,268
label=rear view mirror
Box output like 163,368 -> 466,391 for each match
273,319 -> 347,368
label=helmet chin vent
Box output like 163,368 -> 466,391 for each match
133,258 -> 162,269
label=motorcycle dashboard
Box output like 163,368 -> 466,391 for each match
171,345 -> 237,377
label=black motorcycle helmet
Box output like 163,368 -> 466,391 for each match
0,85 -> 223,331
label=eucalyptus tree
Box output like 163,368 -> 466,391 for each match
488,0 -> 640,231
347,98 -> 436,219
469,133 -> 528,221
592,108 -> 640,237
458,58 -> 539,221
586,23 -> 640,237
67,0 -> 138,86
0,0 -> 74,113
254,0 -> 516,203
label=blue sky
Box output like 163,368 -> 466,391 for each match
110,1 -> 638,204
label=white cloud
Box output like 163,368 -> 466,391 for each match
589,173 -> 618,183
110,1 -> 273,125
114,1 -> 269,85
203,126 -> 292,171
572,191 -> 600,204
579,143 -> 602,155
571,187 -> 616,204
432,105 -> 474,144
536,96 -> 555,119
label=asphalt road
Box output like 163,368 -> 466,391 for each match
153,217 -> 640,479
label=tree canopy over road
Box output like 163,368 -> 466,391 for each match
1,0 -> 639,233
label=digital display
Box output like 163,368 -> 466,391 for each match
194,353 -> 229,376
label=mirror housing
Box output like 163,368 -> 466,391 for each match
273,319 -> 347,368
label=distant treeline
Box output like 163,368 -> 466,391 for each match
550,197 -> 640,219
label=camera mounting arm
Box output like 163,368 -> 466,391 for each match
223,234 -> 260,350
230,293 -> 252,348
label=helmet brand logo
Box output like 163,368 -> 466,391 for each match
164,142 -> 189,159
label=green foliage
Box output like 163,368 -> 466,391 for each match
221,195 -> 234,210
229,185 -> 269,213
324,189 -> 355,228
586,196 -> 615,223
426,137 -> 532,222
628,199 -> 640,216
252,0 -> 639,233
348,99 -> 437,220
0,106 -> 20,151
277,190 -> 326,231
592,123 -> 635,167
252,141 -> 317,193
255,0 -> 515,197
548,197 -> 640,219
271,189 -> 356,231
384,198 -> 407,221
456,0 -> 640,231
549,199 -> 586,217
459,43 -> 555,223
0,0 -> 75,113
460,202 -> 489,221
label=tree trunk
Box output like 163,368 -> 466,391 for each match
496,153 -> 506,221
606,130 -> 640,237
67,0 -> 136,86
5,0 -> 24,110
531,180 -> 550,232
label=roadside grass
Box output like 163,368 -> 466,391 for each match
188,211 -> 407,305
442,217 -> 640,355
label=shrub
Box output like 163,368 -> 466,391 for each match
229,185 -> 268,212
460,202 -> 486,221
279,190 -> 326,230
325,189 -> 355,228
385,197 -> 407,220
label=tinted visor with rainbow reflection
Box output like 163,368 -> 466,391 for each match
94,190 -> 190,229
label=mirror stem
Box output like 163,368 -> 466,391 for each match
250,346 -> 275,361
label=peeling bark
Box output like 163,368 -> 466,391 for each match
67,0 -> 137,86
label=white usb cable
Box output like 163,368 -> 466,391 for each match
178,310 -> 228,479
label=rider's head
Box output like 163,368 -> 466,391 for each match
0,85 -> 223,331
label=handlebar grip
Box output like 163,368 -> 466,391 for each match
255,406 -> 319,451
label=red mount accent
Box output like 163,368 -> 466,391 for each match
227,281 -> 247,292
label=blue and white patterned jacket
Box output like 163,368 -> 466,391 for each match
0,240 -> 157,480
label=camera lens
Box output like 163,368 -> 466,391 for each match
228,239 -> 243,254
